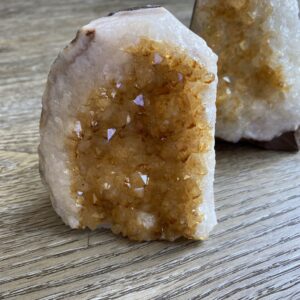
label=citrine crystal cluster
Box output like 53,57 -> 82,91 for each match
39,7 -> 218,241
67,39 -> 214,240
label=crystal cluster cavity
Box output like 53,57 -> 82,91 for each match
39,7 -> 218,241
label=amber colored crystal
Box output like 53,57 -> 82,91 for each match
66,38 -> 214,241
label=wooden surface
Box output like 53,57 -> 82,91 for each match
0,0 -> 300,299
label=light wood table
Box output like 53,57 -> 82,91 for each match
1,1 -> 300,299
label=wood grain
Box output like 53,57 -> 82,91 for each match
0,0 -> 300,299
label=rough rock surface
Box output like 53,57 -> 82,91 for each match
39,7 -> 218,241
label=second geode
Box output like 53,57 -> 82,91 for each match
191,0 -> 300,151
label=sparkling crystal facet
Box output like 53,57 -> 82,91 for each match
133,94 -> 144,107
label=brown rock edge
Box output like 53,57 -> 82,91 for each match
108,5 -> 161,16
217,128 -> 300,152
242,129 -> 300,152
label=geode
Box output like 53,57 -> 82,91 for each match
191,0 -> 300,151
39,7 -> 218,241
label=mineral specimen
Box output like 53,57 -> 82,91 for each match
39,7 -> 218,241
191,0 -> 300,151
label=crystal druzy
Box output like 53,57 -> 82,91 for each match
191,0 -> 300,150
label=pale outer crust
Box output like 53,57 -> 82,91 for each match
192,0 -> 300,143
39,7 -> 218,239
